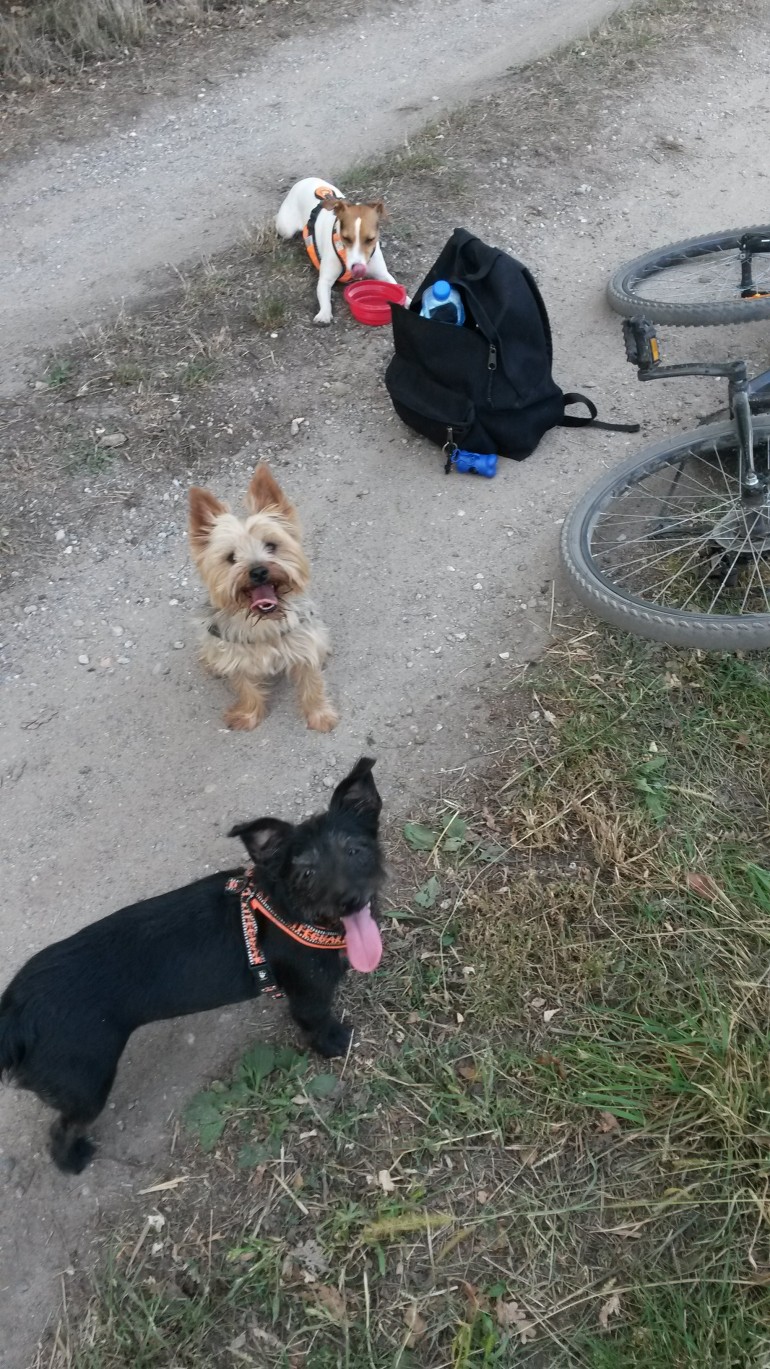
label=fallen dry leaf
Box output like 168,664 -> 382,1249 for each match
535,1052 -> 567,1081
597,1111 -> 620,1133
495,1299 -> 536,1343
598,1292 -> 621,1329
543,1007 -> 560,1024
377,1168 -> 396,1193
457,1062 -> 480,1082
685,871 -> 721,901
311,1285 -> 347,1324
404,1304 -> 427,1345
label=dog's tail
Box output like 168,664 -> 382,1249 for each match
0,992 -> 32,1082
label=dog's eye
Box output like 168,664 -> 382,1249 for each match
301,868 -> 313,881
364,238 -> 375,247
264,542 -> 277,555
225,551 -> 236,564
347,847 -> 360,859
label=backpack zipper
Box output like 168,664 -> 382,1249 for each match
486,343 -> 497,403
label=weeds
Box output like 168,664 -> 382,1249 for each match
0,0 -> 282,81
44,358 -> 74,388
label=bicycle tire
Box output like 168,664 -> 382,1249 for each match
561,417 -> 770,651
607,226 -> 770,326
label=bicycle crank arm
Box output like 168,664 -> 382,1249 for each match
622,319 -> 748,385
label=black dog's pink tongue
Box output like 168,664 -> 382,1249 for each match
341,904 -> 382,973
249,583 -> 278,613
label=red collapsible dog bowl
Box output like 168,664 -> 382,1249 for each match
344,280 -> 407,326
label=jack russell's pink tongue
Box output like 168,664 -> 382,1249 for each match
341,904 -> 382,973
248,583 -> 278,614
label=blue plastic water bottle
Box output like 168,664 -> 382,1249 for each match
420,279 -> 465,325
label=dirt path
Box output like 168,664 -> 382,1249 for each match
0,0 -> 636,395
2,2 -> 770,1364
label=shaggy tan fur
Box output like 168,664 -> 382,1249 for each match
188,464 -> 337,732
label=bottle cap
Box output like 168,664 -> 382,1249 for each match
432,280 -> 451,301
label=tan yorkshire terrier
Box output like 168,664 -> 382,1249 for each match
188,464 -> 338,733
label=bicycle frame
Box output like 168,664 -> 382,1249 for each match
623,317 -> 770,497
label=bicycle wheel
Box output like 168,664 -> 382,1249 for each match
561,417 -> 770,650
607,227 -> 770,326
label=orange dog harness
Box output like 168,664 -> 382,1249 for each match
302,184 -> 353,284
226,867 -> 347,997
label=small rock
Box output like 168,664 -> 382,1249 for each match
78,654 -> 89,665
99,432 -> 128,449
0,1156 -> 17,1182
499,652 -> 510,661
100,657 -> 113,669
172,640 -> 185,650
55,530 -> 66,541
111,625 -> 124,637
322,775 -> 335,788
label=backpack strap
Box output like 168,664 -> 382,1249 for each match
561,393 -> 640,433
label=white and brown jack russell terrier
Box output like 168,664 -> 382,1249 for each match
275,176 -> 404,325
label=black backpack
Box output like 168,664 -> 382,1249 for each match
385,228 -> 636,461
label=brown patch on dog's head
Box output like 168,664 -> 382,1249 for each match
327,199 -> 387,267
188,464 -> 309,618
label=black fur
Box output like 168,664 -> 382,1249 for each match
0,758 -> 383,1173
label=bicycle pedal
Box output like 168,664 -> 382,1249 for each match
623,318 -> 660,369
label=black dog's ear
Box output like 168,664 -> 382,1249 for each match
228,817 -> 293,864
330,757 -> 381,828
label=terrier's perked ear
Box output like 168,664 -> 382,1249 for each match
245,464 -> 301,532
188,487 -> 228,556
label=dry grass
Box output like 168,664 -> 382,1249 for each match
0,0 -> 274,81
37,626 -> 770,1368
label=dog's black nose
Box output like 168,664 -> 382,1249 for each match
249,564 -> 269,585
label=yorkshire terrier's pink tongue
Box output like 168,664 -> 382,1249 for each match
249,583 -> 278,614
341,904 -> 382,973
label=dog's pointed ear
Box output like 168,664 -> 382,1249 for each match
228,817 -> 293,865
367,199 -> 387,221
245,464 -> 300,530
189,486 -> 228,554
330,757 -> 381,828
323,197 -> 347,216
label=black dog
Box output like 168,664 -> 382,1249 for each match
0,757 -> 384,1173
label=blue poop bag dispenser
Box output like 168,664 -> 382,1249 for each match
443,436 -> 497,478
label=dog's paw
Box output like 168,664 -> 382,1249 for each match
50,1125 -> 96,1174
225,707 -> 264,731
313,311 -> 333,326
306,706 -> 338,733
312,1019 -> 353,1058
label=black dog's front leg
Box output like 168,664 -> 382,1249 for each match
279,965 -> 352,1058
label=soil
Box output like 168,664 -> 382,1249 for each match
1,0 -> 770,1364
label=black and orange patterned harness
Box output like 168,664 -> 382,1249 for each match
302,185 -> 353,284
226,867 -> 347,998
